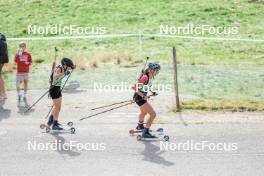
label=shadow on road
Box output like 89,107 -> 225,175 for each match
140,141 -> 174,167
0,99 -> 11,122
51,133 -> 81,158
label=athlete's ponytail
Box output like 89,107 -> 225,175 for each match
143,68 -> 149,76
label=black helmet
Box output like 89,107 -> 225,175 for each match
0,33 -> 6,42
61,57 -> 74,69
148,63 -> 161,71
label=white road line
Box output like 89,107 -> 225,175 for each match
144,34 -> 264,42
7,33 -> 264,42
7,34 -> 138,41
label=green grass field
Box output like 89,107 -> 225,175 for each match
1,0 -> 264,111
1,0 -> 264,65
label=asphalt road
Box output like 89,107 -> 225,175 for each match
0,90 -> 263,176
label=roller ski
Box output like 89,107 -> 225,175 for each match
40,115 -> 75,134
40,122 -> 75,134
129,122 -> 164,135
129,128 -> 164,135
136,128 -> 169,141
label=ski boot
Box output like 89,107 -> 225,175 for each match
47,115 -> 63,127
47,115 -> 54,126
52,120 -> 64,131
136,122 -> 144,130
142,128 -> 156,138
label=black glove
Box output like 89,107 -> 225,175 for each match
65,70 -> 71,76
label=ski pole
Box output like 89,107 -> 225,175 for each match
91,99 -> 133,110
24,47 -> 60,114
25,70 -> 74,115
52,47 -> 58,71
138,56 -> 149,81
80,100 -> 135,121
81,95 -> 156,121
24,89 -> 50,113
45,105 -> 53,119
45,47 -> 60,117
45,70 -> 73,119
90,93 -> 156,111
144,56 -> 149,68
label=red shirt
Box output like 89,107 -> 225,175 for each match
139,75 -> 149,84
15,51 -> 32,73
131,75 -> 150,92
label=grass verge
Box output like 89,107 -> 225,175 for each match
172,99 -> 264,112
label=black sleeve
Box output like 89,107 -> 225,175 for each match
0,41 -> 9,64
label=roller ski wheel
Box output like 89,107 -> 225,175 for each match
137,135 -> 142,141
163,135 -> 170,141
67,121 -> 73,127
45,127 -> 51,133
40,124 -> 46,129
128,130 -> 135,135
40,123 -> 51,133
70,127 -> 76,134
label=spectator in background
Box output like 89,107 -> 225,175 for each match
0,33 -> 9,101
15,42 -> 32,101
